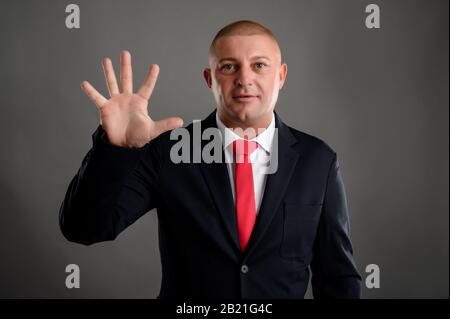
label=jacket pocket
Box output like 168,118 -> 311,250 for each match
280,202 -> 322,260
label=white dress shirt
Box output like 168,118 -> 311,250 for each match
216,112 -> 276,215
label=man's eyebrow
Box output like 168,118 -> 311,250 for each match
250,55 -> 271,61
217,56 -> 272,64
217,57 -> 238,64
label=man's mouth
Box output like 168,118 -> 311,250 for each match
232,94 -> 258,102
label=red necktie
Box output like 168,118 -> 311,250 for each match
233,140 -> 259,252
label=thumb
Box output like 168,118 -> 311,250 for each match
154,117 -> 184,136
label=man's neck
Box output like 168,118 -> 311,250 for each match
217,111 -> 274,140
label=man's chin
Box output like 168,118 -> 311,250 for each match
227,103 -> 261,122
231,110 -> 256,123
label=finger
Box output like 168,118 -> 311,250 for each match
154,117 -> 184,135
120,50 -> 133,94
102,57 -> 120,96
137,64 -> 160,100
80,81 -> 107,109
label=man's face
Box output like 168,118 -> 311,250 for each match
204,34 -> 287,127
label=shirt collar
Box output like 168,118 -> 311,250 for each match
215,111 -> 275,154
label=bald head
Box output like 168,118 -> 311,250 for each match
208,20 -> 282,64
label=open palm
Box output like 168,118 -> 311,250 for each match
81,51 -> 183,148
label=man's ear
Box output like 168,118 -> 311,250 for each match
203,68 -> 212,88
279,63 -> 287,90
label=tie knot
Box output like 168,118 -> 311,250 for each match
232,140 -> 259,157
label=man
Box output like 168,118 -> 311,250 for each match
59,20 -> 361,299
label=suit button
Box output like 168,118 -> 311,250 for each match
241,265 -> 249,274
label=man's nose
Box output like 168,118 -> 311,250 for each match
234,66 -> 254,87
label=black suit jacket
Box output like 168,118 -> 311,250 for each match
59,110 -> 361,299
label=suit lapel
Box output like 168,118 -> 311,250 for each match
198,111 -> 241,253
244,113 -> 300,258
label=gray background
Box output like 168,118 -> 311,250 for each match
0,0 -> 448,298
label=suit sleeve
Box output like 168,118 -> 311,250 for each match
59,125 -> 162,245
310,153 -> 362,298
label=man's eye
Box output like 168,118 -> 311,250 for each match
255,63 -> 267,69
220,64 -> 235,72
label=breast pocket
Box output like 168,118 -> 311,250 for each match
280,203 -> 322,260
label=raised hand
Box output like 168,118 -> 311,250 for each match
81,50 -> 183,148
